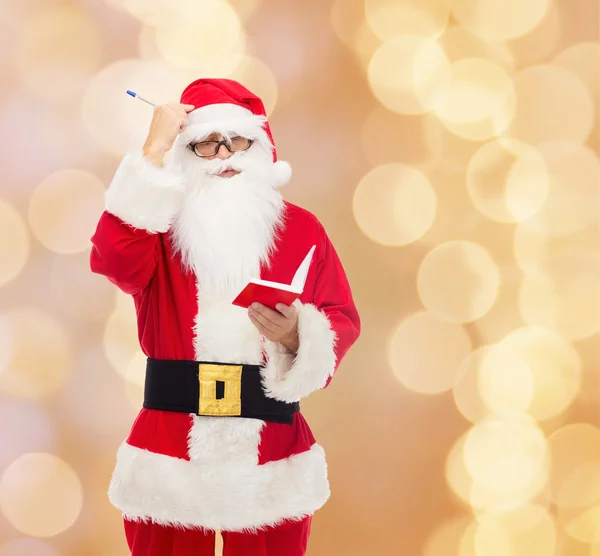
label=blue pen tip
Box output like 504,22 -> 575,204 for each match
126,90 -> 136,97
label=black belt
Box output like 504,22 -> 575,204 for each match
143,358 -> 299,424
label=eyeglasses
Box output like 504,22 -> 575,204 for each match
188,136 -> 254,158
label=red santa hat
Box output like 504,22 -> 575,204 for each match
179,78 -> 291,188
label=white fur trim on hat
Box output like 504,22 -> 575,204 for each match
272,160 -> 292,188
181,103 -> 269,145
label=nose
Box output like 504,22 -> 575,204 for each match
214,142 -> 232,160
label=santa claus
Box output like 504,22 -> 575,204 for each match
90,78 -> 360,556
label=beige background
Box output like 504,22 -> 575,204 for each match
0,0 -> 599,554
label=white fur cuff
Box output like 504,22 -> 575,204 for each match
261,303 -> 337,403
105,150 -> 186,233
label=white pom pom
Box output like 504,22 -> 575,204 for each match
272,160 -> 292,188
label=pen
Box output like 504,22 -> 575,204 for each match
126,90 -> 156,107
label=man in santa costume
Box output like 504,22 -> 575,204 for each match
90,78 -> 360,556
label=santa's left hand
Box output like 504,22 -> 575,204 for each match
248,302 -> 299,354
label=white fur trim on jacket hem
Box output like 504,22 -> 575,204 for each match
105,150 -> 186,233
109,441 -> 330,532
261,303 -> 337,403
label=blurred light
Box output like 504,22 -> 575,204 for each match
49,252 -> 116,322
453,345 -> 534,423
0,199 -> 29,287
353,163 -> 437,246
466,139 -> 549,223
474,275 -> 525,345
15,6 -> 101,101
28,170 -> 106,254
451,0 -> 551,41
507,1 -> 562,68
508,66 -> 595,145
367,35 -> 451,115
445,430 -> 549,512
463,414 -> 548,494
563,505 -> 600,545
361,106 -> 443,169
0,453 -> 83,537
417,241 -> 500,324
472,505 -> 557,556
553,42 -> 600,100
423,516 -> 472,556
499,326 -> 581,421
58,347 -> 137,442
0,539 -> 60,556
520,141 -> 600,238
103,292 -> 140,372
0,400 -> 56,473
518,240 -> 600,341
352,20 -> 384,72
82,59 -> 190,156
439,26 -> 515,73
154,0 -> 244,75
388,311 -> 472,394
445,431 -> 475,507
556,461 -> 600,543
433,58 -> 516,141
229,56 -> 279,116
0,309 -> 72,400
513,224 -> 548,277
364,0 -> 450,40
422,115 -> 480,176
228,0 -> 263,21
547,424 -> 600,503
124,350 -> 146,408
330,0 -> 371,49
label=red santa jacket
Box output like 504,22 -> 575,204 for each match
90,150 -> 360,532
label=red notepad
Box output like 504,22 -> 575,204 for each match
232,245 -> 316,310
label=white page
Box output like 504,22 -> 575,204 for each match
291,245 -> 316,290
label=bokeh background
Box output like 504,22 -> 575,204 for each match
0,0 -> 599,554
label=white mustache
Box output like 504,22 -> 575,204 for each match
197,154 -> 244,176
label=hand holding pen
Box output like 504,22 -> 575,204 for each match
127,90 -> 195,168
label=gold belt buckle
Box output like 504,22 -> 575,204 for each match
198,364 -> 242,416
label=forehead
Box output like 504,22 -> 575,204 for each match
202,132 -> 223,141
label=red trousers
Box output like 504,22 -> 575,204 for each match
124,517 -> 312,556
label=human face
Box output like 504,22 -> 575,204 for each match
189,133 -> 253,178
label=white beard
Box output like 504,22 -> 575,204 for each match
169,143 -> 285,299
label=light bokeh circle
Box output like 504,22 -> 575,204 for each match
499,326 -> 581,421
353,163 -> 437,246
368,35 -> 451,115
453,345 -> 535,423
28,169 -> 106,254
364,0 -> 451,40
417,241 -> 500,323
0,453 -> 83,537
463,414 -> 548,493
466,139 -> 549,223
433,57 -> 516,141
508,65 -> 595,146
0,200 -> 29,287
389,311 -> 472,394
451,0 -> 552,41
0,309 -> 73,400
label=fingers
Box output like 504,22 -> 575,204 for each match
250,303 -> 287,328
182,103 -> 196,112
275,303 -> 297,319
248,309 -> 277,333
